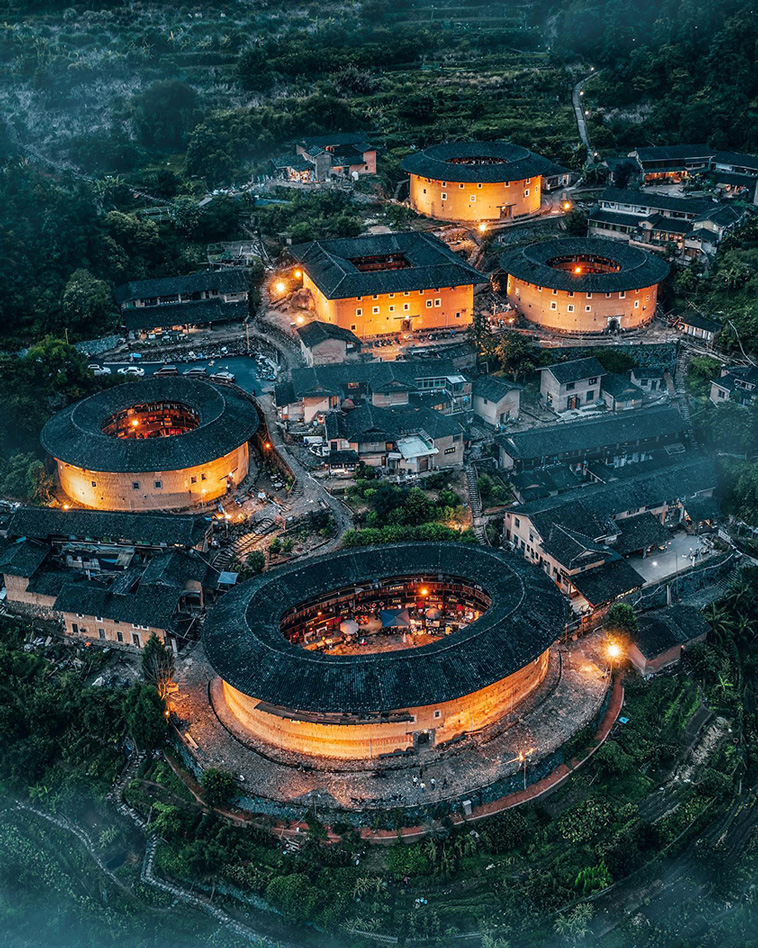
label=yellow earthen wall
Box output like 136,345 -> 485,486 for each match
409,174 -> 541,222
303,274 -> 474,337
57,442 -> 249,511
221,648 -> 550,759
507,276 -> 658,333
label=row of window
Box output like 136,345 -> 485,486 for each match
88,474 -> 209,490
419,177 -> 535,188
513,283 -> 650,300
71,620 -> 146,648
355,290 -> 453,301
549,300 -> 644,312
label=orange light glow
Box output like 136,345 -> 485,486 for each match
562,201 -> 572,211
607,642 -> 622,660
296,315 -> 305,325
131,418 -> 140,427
477,222 -> 487,234
274,281 -> 286,294
264,441 -> 272,450
574,266 -> 583,274
294,269 -> 302,279
420,587 -> 429,596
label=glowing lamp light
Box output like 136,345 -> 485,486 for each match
296,315 -> 305,325
264,441 -> 272,450
420,587 -> 429,597
274,281 -> 286,294
562,201 -> 572,211
574,265 -> 583,275
63,503 -> 70,510
131,418 -> 140,427
607,643 -> 621,660
477,222 -> 488,234
294,269 -> 303,279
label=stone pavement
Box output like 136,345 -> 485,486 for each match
169,633 -> 610,822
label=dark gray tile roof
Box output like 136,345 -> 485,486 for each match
570,558 -> 645,606
642,214 -> 693,235
296,321 -> 362,348
7,505 -> 208,548
0,539 -> 50,578
513,456 -> 716,524
633,144 -> 711,163
614,512 -> 670,555
401,141 -> 560,183
601,373 -> 643,401
633,604 -> 711,659
328,403 -> 463,446
54,574 -> 181,630
600,187 -> 713,217
679,313 -> 720,332
115,269 -> 248,305
589,207 -> 643,228
543,357 -> 606,386
497,406 -> 688,463
500,236 -> 670,293
290,231 -> 488,299
712,150 -> 758,171
203,543 -> 566,714
41,377 -> 259,474
473,374 -> 520,401
123,299 -> 248,332
278,359 -> 466,405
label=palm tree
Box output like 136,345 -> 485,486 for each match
704,604 -> 735,645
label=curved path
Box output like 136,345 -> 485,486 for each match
572,69 -> 600,158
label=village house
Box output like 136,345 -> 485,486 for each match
296,320 -> 363,366
274,360 -> 472,426
538,357 -> 606,412
324,402 -> 465,473
289,231 -> 488,338
472,375 -> 521,427
270,134 -> 378,183
115,269 -> 249,337
503,456 -> 717,610
629,144 -> 714,183
630,365 -> 667,394
589,188 -> 746,259
710,364 -> 758,407
600,373 -> 645,412
629,604 -> 711,676
496,405 -> 690,472
677,313 -> 720,345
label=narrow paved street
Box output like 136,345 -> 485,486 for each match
573,69 -> 600,157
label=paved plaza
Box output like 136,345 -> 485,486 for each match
627,528 -> 717,585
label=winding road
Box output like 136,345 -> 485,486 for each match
573,69 -> 600,159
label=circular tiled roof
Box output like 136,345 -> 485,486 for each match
41,377 -> 259,474
401,141 -> 558,184
203,543 -> 565,715
501,236 -> 670,293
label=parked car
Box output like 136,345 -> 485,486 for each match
124,366 -> 145,377
91,366 -> 112,376
155,365 -> 179,377
183,367 -> 208,378
211,371 -> 236,384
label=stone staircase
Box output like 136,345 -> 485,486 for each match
465,464 -> 487,543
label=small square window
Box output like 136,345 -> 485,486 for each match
351,324 -> 357,330
154,480 -> 162,489
190,476 -> 197,484
372,294 -> 378,300
459,182 -> 465,189
586,292 -> 593,299
389,305 -> 395,313
634,300 -> 640,308
434,298 -> 441,307
567,304 -> 575,312
426,299 -> 433,308
585,305 -> 592,312
201,473 -> 206,481
403,303 -> 409,311
372,306 -> 380,314
433,710 -> 441,719
91,480 -> 97,488
356,308 -> 363,316
550,301 -> 557,310
98,628 -> 105,640
470,195 -> 476,202
132,482 -> 140,490
524,188 -> 530,196
441,192 -> 447,200
620,291 -> 626,299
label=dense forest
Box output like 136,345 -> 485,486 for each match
552,0 -> 758,152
